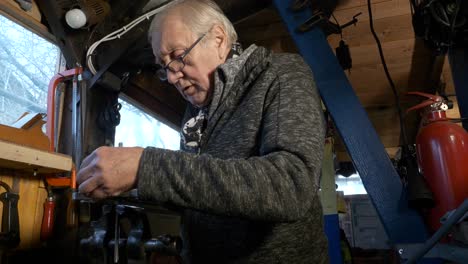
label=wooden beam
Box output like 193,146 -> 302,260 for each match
0,139 -> 72,173
0,123 -> 49,151
0,0 -> 56,43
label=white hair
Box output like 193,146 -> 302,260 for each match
148,0 -> 238,48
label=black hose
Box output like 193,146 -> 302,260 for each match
405,199 -> 468,264
0,181 -> 11,193
367,0 -> 409,147
450,0 -> 462,43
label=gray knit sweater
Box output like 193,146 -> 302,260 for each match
137,45 -> 329,263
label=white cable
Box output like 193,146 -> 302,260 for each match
86,3 -> 173,75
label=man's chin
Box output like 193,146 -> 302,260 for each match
189,97 -> 207,108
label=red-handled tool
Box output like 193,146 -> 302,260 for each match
40,195 -> 56,241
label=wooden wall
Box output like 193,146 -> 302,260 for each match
235,0 -> 458,160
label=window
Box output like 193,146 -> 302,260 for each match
336,173 -> 367,195
0,14 -> 61,125
115,99 -> 180,150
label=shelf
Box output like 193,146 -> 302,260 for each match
0,139 -> 72,174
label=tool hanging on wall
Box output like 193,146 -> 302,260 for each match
335,40 -> 352,72
0,181 -> 20,249
330,13 -> 362,72
406,91 -> 468,234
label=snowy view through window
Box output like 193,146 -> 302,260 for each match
0,15 -> 59,125
114,99 -> 180,150
0,14 -> 179,150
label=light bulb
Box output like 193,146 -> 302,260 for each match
65,8 -> 87,29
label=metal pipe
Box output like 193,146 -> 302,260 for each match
46,67 -> 83,152
46,67 -> 82,188
405,199 -> 468,264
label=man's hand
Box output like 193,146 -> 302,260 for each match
77,146 -> 144,199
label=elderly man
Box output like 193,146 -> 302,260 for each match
77,0 -> 328,263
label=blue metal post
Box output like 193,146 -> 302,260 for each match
448,48 -> 468,130
324,215 -> 342,263
273,0 -> 428,243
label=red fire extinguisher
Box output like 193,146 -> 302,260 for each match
407,91 -> 468,234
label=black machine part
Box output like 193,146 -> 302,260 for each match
405,199 -> 468,264
336,40 -> 352,71
412,0 -> 468,54
0,181 -> 20,249
80,202 -> 182,263
396,145 -> 435,210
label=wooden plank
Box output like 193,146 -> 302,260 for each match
5,0 -> 41,21
10,113 -> 44,129
17,176 -> 38,248
0,173 -> 48,249
347,38 -> 419,67
328,13 -> 414,47
0,140 -> 72,173
335,0 -> 391,11
333,0 -> 411,22
32,179 -> 47,248
0,123 -> 49,151
0,0 -> 56,43
236,0 -> 414,52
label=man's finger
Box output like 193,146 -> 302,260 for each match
78,174 -> 102,195
80,149 -> 98,170
89,188 -> 110,200
76,162 -> 96,186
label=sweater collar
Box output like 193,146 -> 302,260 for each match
208,44 -> 270,118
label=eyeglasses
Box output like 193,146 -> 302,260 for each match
156,33 -> 207,81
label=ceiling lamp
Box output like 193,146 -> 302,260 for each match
65,0 -> 110,29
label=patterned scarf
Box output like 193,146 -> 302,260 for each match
181,107 -> 208,153
181,43 -> 242,154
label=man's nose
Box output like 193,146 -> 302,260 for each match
167,70 -> 183,84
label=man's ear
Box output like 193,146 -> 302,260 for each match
211,24 -> 228,60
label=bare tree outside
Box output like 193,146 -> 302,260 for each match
0,14 -> 59,125
0,14 -> 179,150
115,99 -> 180,150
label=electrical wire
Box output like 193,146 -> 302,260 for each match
410,0 -> 417,15
86,1 -> 179,74
331,13 -> 343,39
430,1 -> 451,27
366,0 -> 409,146
450,0 -> 462,44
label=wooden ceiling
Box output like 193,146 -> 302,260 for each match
235,0 -> 460,160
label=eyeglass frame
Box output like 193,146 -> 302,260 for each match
156,32 -> 207,81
